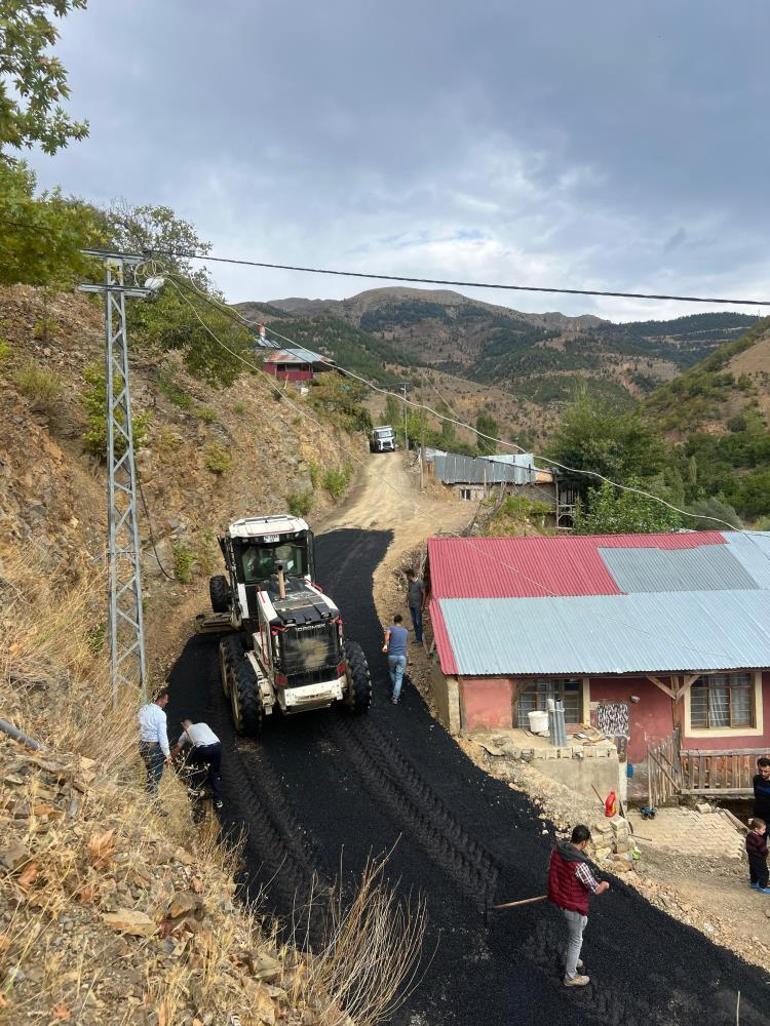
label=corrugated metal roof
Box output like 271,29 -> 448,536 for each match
599,544 -> 759,593
263,347 -> 332,365
433,591 -> 770,676
433,453 -> 537,485
427,533 -> 729,600
724,533 -> 770,590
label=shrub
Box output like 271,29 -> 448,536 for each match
173,541 -> 195,584
82,364 -> 150,458
204,443 -> 232,475
195,405 -> 218,424
323,464 -> 353,500
286,490 -> 314,517
13,363 -> 63,409
308,460 -> 320,489
232,401 -> 245,415
157,368 -> 193,411
0,338 -> 10,364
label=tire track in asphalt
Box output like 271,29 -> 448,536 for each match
167,529 -> 768,1026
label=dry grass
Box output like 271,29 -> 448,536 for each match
0,549 -> 429,1026
295,856 -> 428,1026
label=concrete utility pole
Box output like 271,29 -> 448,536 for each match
80,251 -> 152,705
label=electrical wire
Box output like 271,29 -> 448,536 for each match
2,218 -> 768,307
144,247 -> 770,308
137,473 -> 176,581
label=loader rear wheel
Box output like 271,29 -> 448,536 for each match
343,640 -> 372,713
230,653 -> 263,735
209,575 -> 230,614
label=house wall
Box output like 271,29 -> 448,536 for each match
588,677 -> 673,763
263,366 -> 313,382
680,670 -> 770,751
589,672 -> 770,763
459,677 -> 514,731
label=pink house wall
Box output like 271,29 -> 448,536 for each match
587,673 -> 770,763
589,677 -> 673,763
460,677 -> 513,731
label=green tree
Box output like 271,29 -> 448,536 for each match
575,481 -> 683,535
549,390 -> 667,497
307,375 -> 372,433
0,160 -> 106,285
105,203 -> 252,386
475,411 -> 499,455
0,1 -> 88,161
105,202 -> 209,271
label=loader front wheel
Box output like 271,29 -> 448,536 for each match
230,654 -> 263,735
219,635 -> 242,698
209,575 -> 230,614
343,640 -> 372,714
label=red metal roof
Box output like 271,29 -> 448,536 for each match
426,532 -> 726,599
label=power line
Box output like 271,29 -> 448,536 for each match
147,247 -> 770,308
3,216 -> 769,307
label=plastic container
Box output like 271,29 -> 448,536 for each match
528,710 -> 549,734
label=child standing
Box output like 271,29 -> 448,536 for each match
746,818 -> 770,892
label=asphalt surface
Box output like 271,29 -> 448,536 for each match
168,528 -> 769,1025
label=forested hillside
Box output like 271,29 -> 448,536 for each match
247,287 -> 757,411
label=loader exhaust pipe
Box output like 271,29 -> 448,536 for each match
276,563 -> 287,600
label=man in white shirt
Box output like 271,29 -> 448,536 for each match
172,719 -> 223,810
137,689 -> 171,797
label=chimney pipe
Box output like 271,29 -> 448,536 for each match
276,563 -> 286,600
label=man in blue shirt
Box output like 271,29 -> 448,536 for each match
753,757 -> 770,823
383,614 -> 409,704
137,689 -> 171,797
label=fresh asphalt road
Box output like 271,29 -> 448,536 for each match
168,528 -> 769,1025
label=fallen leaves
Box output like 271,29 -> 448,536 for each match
87,828 -> 115,870
17,861 -> 40,893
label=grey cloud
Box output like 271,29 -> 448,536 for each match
28,0 -> 770,319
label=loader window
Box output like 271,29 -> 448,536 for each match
240,541 -> 308,584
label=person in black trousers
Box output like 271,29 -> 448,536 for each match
172,720 -> 224,810
746,817 -> 770,893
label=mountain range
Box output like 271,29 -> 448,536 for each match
236,288 -> 758,410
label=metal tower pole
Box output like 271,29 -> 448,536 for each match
80,253 -> 151,705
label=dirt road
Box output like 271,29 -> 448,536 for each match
167,454 -> 768,1026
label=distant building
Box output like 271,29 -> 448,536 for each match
262,347 -> 337,384
426,450 -> 552,502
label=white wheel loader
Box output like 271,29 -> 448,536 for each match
199,514 -> 372,734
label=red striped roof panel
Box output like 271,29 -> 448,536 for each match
426,532 -> 726,599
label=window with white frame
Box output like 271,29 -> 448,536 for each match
517,679 -> 582,728
689,673 -> 754,730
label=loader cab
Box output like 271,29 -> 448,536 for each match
219,515 -> 315,625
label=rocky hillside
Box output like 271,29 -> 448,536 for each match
0,285 -> 361,666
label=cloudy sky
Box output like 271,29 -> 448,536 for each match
29,1 -> 770,321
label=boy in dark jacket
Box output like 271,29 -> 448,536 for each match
746,818 -> 770,893
547,824 -> 609,987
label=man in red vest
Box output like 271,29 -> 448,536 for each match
547,824 -> 609,987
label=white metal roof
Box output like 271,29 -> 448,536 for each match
228,514 -> 309,538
